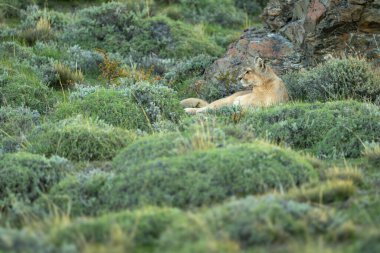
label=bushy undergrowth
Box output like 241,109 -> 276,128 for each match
0,152 -> 70,210
39,169 -> 113,216
129,82 -> 184,124
62,2 -> 224,58
202,196 -> 342,247
0,106 -> 40,153
54,83 -> 183,131
242,101 -> 380,158
173,0 -> 245,28
27,116 -> 135,161
51,207 -> 185,251
0,60 -> 57,113
0,106 -> 40,139
54,88 -> 148,130
105,141 -> 316,210
113,126 -> 228,170
165,54 -> 216,98
284,57 -> 380,104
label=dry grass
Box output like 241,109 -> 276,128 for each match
286,180 -> 356,204
54,63 -> 84,89
20,17 -> 54,45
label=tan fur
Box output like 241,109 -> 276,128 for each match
182,58 -> 289,114
180,98 -> 209,108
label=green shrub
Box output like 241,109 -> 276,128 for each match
178,0 -> 245,28
54,88 -> 148,131
129,82 -> 185,125
164,54 -> 216,98
284,57 -> 380,104
203,196 -> 341,247
106,142 -> 316,210
61,3 -> 223,58
66,45 -> 103,75
20,5 -> 69,31
0,60 -> 57,114
242,101 -> 380,158
0,152 -> 70,209
355,231 -> 380,253
27,116 -> 136,161
157,215 -> 240,253
0,106 -> 40,140
51,207 -> 185,251
113,133 -> 183,170
0,228 -> 52,253
0,106 -> 40,153
42,169 -> 114,216
0,0 -> 33,19
234,0 -> 268,16
113,126 -> 228,170
0,42 -> 34,60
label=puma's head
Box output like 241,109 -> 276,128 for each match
238,57 -> 274,87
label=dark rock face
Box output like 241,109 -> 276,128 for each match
262,0 -> 380,65
206,0 -> 379,85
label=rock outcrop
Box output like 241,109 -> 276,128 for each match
263,0 -> 380,65
206,0 -> 379,83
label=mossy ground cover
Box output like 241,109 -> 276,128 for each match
0,1 -> 379,252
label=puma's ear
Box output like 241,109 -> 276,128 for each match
245,67 -> 252,72
255,57 -> 267,72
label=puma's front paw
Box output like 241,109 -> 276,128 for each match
184,108 -> 198,115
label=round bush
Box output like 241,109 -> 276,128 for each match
27,116 -> 136,161
0,152 -> 70,207
105,142 -> 317,210
54,88 -> 148,130
242,101 -> 380,158
0,62 -> 56,113
113,133 -> 183,170
0,106 -> 40,139
113,126 -> 228,171
0,106 -> 40,153
157,196 -> 344,251
129,82 -> 184,124
284,57 -> 380,104
42,169 -> 114,216
203,196 -> 339,247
